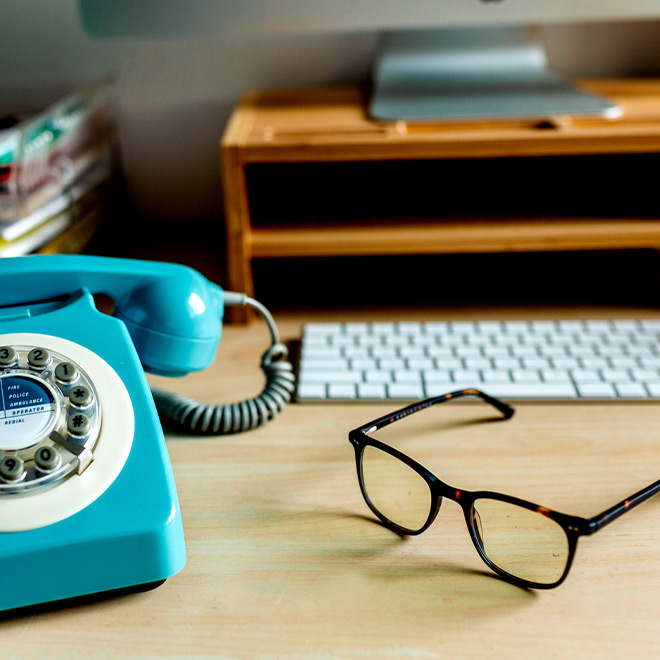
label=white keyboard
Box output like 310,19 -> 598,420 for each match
295,320 -> 660,402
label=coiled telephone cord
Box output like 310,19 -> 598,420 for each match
151,294 -> 295,434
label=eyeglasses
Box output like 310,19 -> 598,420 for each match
349,388 -> 660,589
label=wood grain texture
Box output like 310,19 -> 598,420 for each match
4,307 -> 660,658
224,80 -> 660,162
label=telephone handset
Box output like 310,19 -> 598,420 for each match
0,254 -> 294,612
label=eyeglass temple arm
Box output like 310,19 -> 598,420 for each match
588,477 -> 660,534
357,389 -> 514,433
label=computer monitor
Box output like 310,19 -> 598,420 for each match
80,0 -> 660,121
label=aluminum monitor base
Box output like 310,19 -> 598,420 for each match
369,27 -> 621,122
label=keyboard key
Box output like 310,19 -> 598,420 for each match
379,358 -> 406,370
365,371 -> 393,383
423,383 -> 456,397
350,358 -> 378,370
503,321 -> 530,332
384,336 -> 410,347
559,321 -> 585,332
407,358 -> 435,370
345,322 -> 370,334
300,371 -> 363,383
344,346 -> 370,358
300,346 -> 342,359
452,369 -> 482,382
541,370 -> 572,383
615,383 -> 648,398
484,346 -> 511,358
451,380 -> 484,391
399,346 -> 427,358
371,322 -> 396,334
434,358 -> 463,370
511,370 -> 542,383
598,347 -> 628,360
511,346 -> 540,358
387,384 -> 424,399
601,370 -> 632,383
530,321 -> 557,331
482,370 -> 512,383
451,322 -> 477,333
609,358 -> 637,369
481,383 -> 577,399
427,347 -> 455,359
477,321 -> 503,332
576,383 -> 616,398
398,322 -> 423,333
461,346 -> 485,358
586,321 -> 612,331
631,369 -> 660,382
580,358 -> 608,369
423,370 -> 453,383
522,357 -> 550,369
357,335 -> 382,347
464,358 -> 492,369
297,384 -> 326,399
300,358 -> 349,370
628,346 -> 658,358
304,323 -> 342,335
357,383 -> 387,399
328,384 -> 357,399
393,370 -> 422,383
371,346 -> 398,359
570,370 -> 601,383
493,358 -> 521,369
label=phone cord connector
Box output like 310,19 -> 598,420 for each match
150,295 -> 295,435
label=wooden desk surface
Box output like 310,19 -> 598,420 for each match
4,306 -> 660,658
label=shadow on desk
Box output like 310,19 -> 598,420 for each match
344,511 -> 538,594
0,581 -> 165,622
244,498 -> 538,607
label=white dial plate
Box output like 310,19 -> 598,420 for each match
0,333 -> 135,532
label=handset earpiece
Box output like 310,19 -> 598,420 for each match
112,272 -> 224,377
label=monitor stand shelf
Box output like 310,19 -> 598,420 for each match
221,80 -> 660,322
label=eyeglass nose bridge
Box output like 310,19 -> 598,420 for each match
433,485 -> 483,536
421,477 -> 464,534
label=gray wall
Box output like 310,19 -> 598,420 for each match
2,3 -> 660,227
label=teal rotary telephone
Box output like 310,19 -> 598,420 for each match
0,254 -> 294,612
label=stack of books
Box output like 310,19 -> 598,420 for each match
0,80 -> 117,257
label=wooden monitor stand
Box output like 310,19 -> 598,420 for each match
221,80 -> 660,321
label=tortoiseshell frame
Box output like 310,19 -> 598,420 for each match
349,389 -> 660,589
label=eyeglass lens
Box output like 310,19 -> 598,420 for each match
361,445 -> 432,532
360,444 -> 570,585
472,498 -> 570,585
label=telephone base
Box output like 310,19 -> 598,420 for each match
0,287 -> 186,612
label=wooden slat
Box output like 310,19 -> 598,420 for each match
225,80 -> 660,163
250,218 -> 660,257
